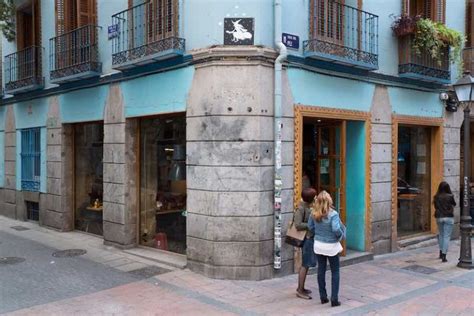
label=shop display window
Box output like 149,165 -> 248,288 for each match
397,126 -> 431,237
140,115 -> 186,254
74,123 -> 104,236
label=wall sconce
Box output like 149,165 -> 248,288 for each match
440,91 -> 459,112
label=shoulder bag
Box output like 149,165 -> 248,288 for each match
285,209 -> 306,247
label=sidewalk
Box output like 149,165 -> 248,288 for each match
1,216 -> 473,315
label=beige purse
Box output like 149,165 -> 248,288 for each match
285,210 -> 307,247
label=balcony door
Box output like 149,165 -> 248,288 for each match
55,0 -> 97,68
16,0 -> 41,81
314,0 -> 345,46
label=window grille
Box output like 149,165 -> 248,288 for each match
21,128 -> 41,192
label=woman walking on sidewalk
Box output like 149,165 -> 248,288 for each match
309,191 -> 346,307
295,187 -> 317,300
433,181 -> 456,262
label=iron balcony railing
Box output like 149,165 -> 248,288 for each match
4,46 -> 44,94
464,47 -> 474,74
111,1 -> 185,68
303,0 -> 379,70
398,35 -> 450,83
50,24 -> 102,83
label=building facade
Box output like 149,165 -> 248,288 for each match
0,0 -> 469,280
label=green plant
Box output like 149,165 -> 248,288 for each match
413,18 -> 465,74
0,0 -> 15,42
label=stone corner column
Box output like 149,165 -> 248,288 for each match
185,54 -> 293,280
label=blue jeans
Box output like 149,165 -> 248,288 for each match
316,254 -> 340,302
437,217 -> 454,254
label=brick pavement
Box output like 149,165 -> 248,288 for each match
1,216 -> 473,315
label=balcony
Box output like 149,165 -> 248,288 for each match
398,35 -> 450,84
111,1 -> 185,70
464,47 -> 474,74
303,0 -> 379,70
4,46 -> 44,95
49,25 -> 102,84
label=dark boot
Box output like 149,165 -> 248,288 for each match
331,300 -> 341,307
439,250 -> 442,259
441,253 -> 447,262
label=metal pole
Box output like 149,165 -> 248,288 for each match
458,103 -> 474,269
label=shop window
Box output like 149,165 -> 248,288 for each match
20,128 -> 41,192
74,123 -> 103,236
397,126 -> 432,237
140,115 -> 186,254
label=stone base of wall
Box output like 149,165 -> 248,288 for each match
187,258 -> 294,281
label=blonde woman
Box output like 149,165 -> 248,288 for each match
308,191 -> 346,307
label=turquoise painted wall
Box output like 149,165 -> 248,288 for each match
122,67 -> 194,117
445,0 -> 466,80
98,0 -> 128,75
184,0 -> 273,49
60,85 -> 108,123
345,121 -> 366,251
287,68 -> 375,111
364,0 -> 402,76
14,99 -> 48,129
389,87 -> 443,117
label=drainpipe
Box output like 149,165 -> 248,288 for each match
274,0 -> 287,270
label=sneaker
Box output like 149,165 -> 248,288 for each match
296,291 -> 312,300
303,288 -> 312,294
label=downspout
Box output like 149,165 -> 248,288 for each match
274,0 -> 287,270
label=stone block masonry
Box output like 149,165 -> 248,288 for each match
102,84 -> 138,248
186,48 -> 294,280
370,86 -> 393,254
1,106 -> 17,220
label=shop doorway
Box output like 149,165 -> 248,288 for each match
393,117 -> 443,241
302,117 -> 368,253
139,114 -> 186,254
396,125 -> 432,237
73,122 -> 104,236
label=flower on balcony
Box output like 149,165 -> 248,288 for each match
390,14 -> 421,37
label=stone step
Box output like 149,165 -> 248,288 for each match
398,234 -> 438,250
340,251 -> 374,267
123,246 -> 187,269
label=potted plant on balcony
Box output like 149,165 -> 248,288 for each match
391,14 -> 420,37
413,18 -> 465,72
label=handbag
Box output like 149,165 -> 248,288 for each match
285,210 -> 306,247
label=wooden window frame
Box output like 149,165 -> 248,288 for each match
391,115 -> 444,244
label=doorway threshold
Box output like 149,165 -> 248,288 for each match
340,250 -> 374,267
398,233 -> 437,250
123,246 -> 187,269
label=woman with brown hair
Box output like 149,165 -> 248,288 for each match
294,187 -> 317,299
308,191 -> 346,307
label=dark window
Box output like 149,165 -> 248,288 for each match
21,128 -> 41,192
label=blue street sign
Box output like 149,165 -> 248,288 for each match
282,33 -> 299,49
108,24 -> 119,40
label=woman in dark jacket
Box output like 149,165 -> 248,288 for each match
433,181 -> 456,262
294,187 -> 317,299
